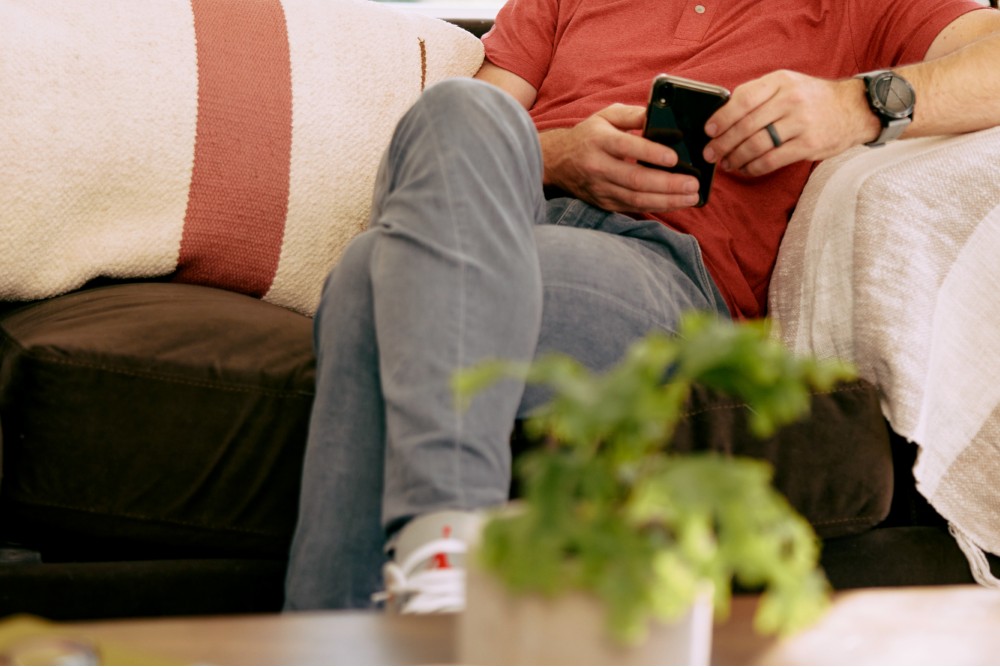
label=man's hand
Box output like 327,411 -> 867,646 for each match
702,70 -> 879,177
541,104 -> 701,213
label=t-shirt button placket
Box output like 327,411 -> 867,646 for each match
675,0 -> 716,42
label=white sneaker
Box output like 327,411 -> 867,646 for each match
372,511 -> 483,614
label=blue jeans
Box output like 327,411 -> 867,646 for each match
284,79 -> 728,610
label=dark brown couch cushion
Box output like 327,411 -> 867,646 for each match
511,380 -> 894,541
0,281 -> 892,564
0,283 -> 315,559
670,381 -> 893,539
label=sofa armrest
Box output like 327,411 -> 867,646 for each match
769,126 -> 1000,574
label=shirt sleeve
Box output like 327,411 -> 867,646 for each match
481,0 -> 560,90
848,0 -> 987,71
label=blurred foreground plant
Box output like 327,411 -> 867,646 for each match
453,313 -> 856,645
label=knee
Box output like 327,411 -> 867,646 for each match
409,78 -> 537,149
420,77 -> 514,115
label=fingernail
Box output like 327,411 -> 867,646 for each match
685,180 -> 699,193
705,123 -> 717,137
721,159 -> 730,171
685,194 -> 700,206
704,147 -> 716,163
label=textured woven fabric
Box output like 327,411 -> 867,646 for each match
0,0 -> 484,315
770,126 -> 1000,583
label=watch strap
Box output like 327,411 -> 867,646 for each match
868,116 -> 910,147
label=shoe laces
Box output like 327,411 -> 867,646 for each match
373,533 -> 468,613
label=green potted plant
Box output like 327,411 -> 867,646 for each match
452,313 -> 856,665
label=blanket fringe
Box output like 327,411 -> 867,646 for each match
950,523 -> 1000,587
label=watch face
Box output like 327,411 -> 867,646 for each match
871,73 -> 915,119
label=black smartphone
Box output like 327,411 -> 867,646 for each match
641,74 -> 731,207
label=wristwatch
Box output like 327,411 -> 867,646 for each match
855,70 -> 915,147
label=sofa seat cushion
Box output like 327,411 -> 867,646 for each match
671,381 -> 894,539
510,379 -> 894,541
0,281 -> 892,561
0,283 -> 315,559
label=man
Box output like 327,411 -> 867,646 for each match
285,0 -> 1000,612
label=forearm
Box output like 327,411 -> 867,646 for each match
898,30 -> 1000,138
702,16 -> 1000,177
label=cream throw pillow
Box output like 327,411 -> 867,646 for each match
0,0 -> 484,315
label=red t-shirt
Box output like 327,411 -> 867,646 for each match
482,0 -> 984,318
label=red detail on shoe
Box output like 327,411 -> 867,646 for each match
432,526 -> 452,569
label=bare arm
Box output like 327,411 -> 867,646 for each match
901,10 -> 1000,137
474,61 -> 700,212
474,60 -> 537,109
703,9 -> 1000,177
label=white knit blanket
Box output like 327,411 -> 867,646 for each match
0,0 -> 483,315
770,126 -> 1000,582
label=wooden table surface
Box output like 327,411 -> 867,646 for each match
44,585 -> 1000,665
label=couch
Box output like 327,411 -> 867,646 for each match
0,3 -> 995,622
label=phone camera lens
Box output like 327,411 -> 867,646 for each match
653,82 -> 675,107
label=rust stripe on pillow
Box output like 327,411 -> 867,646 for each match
177,0 -> 293,297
